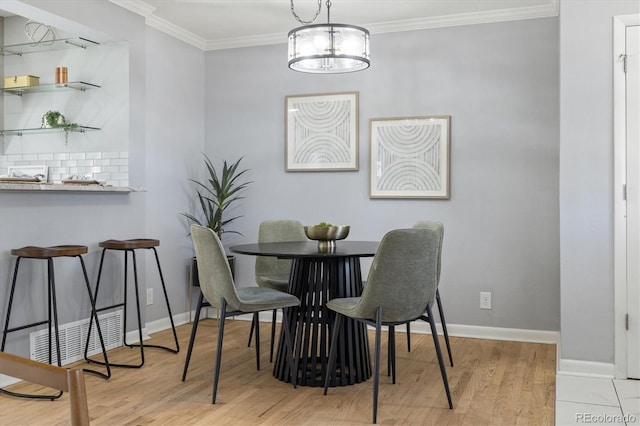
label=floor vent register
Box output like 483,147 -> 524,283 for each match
30,310 -> 123,365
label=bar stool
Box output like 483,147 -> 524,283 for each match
1,245 -> 111,400
84,239 -> 179,369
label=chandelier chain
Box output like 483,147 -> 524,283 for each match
290,0 -> 322,25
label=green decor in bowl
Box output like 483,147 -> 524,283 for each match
304,223 -> 350,252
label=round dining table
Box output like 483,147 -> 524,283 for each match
230,240 -> 379,387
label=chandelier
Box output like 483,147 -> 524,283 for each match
287,0 -> 370,74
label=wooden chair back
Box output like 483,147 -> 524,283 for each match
0,351 -> 89,425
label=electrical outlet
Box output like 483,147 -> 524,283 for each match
480,291 -> 492,310
146,288 -> 153,306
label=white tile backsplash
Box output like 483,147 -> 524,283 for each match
0,151 -> 129,187
38,153 -> 54,161
54,153 -> 70,161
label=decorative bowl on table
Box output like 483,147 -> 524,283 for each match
304,224 -> 350,252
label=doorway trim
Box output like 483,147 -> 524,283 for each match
613,13 -> 640,380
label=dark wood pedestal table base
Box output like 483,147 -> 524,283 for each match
230,241 -> 379,387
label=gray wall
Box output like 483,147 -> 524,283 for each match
144,26 -> 205,320
205,18 -> 561,332
559,0 -> 640,364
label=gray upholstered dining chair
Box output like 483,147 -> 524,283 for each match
184,225 -> 301,403
323,228 -> 453,424
247,219 -> 307,363
399,221 -> 453,366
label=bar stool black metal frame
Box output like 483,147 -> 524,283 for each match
1,245 -> 111,400
84,239 -> 179,369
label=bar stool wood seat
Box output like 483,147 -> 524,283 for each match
99,239 -> 160,250
1,244 -> 111,400
11,245 -> 89,258
84,238 -> 179,369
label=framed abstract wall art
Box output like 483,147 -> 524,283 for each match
285,92 -> 358,171
369,115 -> 450,199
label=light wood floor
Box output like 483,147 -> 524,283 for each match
0,319 -> 556,425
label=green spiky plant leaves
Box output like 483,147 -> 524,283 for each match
182,154 -> 252,240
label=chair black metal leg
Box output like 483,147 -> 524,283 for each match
323,313 -> 343,394
436,289 -> 453,367
387,325 -> 394,378
182,292 -> 206,381
424,305 -> 453,409
389,325 -> 396,384
212,299 -> 227,404
372,307 -> 382,424
406,322 -> 411,352
248,309 -> 277,364
247,312 -> 257,347
255,310 -> 261,371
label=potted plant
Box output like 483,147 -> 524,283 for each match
182,153 -> 252,239
41,110 -> 78,144
182,154 -> 252,282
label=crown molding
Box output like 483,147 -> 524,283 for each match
366,1 -> 559,35
204,32 -> 285,51
109,0 -> 207,49
146,13 -> 207,50
111,0 -> 559,51
108,0 -> 155,17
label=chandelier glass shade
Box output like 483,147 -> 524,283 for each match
287,2 -> 370,73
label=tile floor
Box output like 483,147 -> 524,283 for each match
556,375 -> 640,425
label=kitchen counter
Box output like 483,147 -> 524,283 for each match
0,182 -> 142,193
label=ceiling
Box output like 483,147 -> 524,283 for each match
110,0 -> 558,50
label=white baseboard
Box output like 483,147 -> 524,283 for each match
555,338 -> 615,377
442,324 -> 559,344
385,321 -> 559,344
124,327 -> 150,344
129,311 -> 197,343
556,359 -> 616,378
211,310 -> 560,345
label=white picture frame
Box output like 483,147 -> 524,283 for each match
285,92 -> 359,171
370,116 -> 451,199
